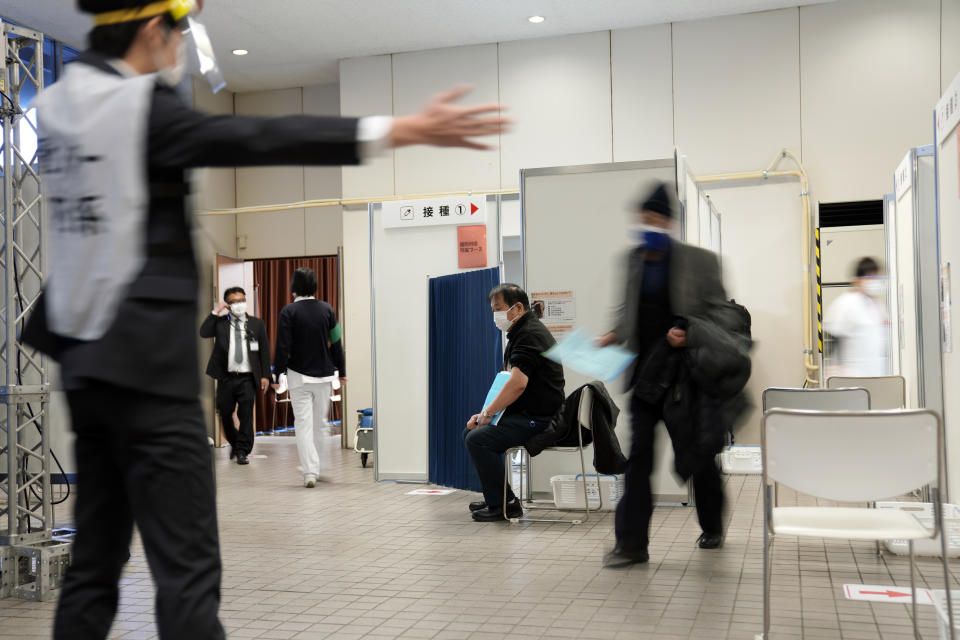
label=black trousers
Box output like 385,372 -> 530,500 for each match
462,414 -> 550,507
55,383 -> 224,640
614,392 -> 725,551
216,374 -> 255,456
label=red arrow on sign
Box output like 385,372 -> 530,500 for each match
470,203 -> 479,215
861,590 -> 913,598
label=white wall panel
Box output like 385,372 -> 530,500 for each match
611,24 -> 675,161
393,45 -> 500,194
800,0 -> 940,202
191,78 -> 236,212
196,214 -> 237,260
340,55 -> 395,199
341,205 -> 373,449
305,206 -> 343,256
498,32 -> 613,189
944,0 -> 960,94
303,83 -> 344,201
673,8 -> 800,174
236,210 -> 306,259
235,88 -> 305,207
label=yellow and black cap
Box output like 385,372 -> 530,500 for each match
79,0 -> 196,27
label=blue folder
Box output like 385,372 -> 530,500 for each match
481,371 -> 511,425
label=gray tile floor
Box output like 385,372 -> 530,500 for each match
1,435 -> 957,639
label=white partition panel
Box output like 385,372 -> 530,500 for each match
894,158 -> 921,407
936,74 -> 960,501
522,159 -> 689,503
892,146 -> 943,414
370,197 -> 501,481
698,193 -> 711,248
884,193 -> 901,376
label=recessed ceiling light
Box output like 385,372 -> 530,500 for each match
231,49 -> 249,56
528,15 -> 545,24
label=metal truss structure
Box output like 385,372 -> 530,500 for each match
0,21 -> 67,602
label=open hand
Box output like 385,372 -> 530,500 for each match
390,85 -> 510,150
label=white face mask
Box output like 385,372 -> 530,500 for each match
494,309 -> 514,333
862,278 -> 885,298
155,38 -> 187,87
230,301 -> 247,317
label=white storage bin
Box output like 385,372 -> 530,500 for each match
876,501 -> 960,557
719,445 -> 762,474
932,590 -> 960,640
550,474 -> 623,511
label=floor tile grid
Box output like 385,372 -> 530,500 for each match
2,436 -> 960,639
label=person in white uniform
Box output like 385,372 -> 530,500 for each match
824,257 -> 890,377
273,268 -> 345,487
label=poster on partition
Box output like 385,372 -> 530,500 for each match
530,290 -> 576,336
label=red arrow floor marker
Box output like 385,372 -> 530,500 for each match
844,584 -> 935,605
470,203 -> 479,214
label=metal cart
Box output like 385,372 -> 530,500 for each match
355,408 -> 374,468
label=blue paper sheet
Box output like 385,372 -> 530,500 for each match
543,329 -> 637,382
481,371 -> 511,425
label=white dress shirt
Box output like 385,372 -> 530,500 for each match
224,313 -> 252,374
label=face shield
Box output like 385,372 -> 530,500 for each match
182,15 -> 226,93
93,0 -> 226,93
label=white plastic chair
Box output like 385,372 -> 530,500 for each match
827,375 -> 906,409
504,385 -> 602,524
762,386 -> 871,412
762,387 -> 871,506
758,409 -> 955,640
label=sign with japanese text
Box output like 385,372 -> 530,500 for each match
530,290 -> 576,336
457,225 -> 487,269
894,151 -> 912,201
382,197 -> 485,229
937,71 -> 960,145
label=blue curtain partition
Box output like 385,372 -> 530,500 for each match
428,267 -> 503,491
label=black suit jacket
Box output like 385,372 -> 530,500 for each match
199,313 -> 271,382
22,51 -> 361,400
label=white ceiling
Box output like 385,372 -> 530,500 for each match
1,0 -> 833,93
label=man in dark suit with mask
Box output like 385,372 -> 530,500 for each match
597,182 -> 729,567
200,286 -> 270,465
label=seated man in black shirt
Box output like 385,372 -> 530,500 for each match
464,284 -> 566,522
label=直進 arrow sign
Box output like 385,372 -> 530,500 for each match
844,584 -> 934,605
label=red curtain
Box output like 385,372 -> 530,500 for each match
252,256 -> 341,433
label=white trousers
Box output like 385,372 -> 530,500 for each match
289,381 -> 332,478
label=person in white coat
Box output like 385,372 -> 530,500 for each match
824,257 -> 890,377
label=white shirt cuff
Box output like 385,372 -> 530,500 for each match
357,116 -> 393,158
